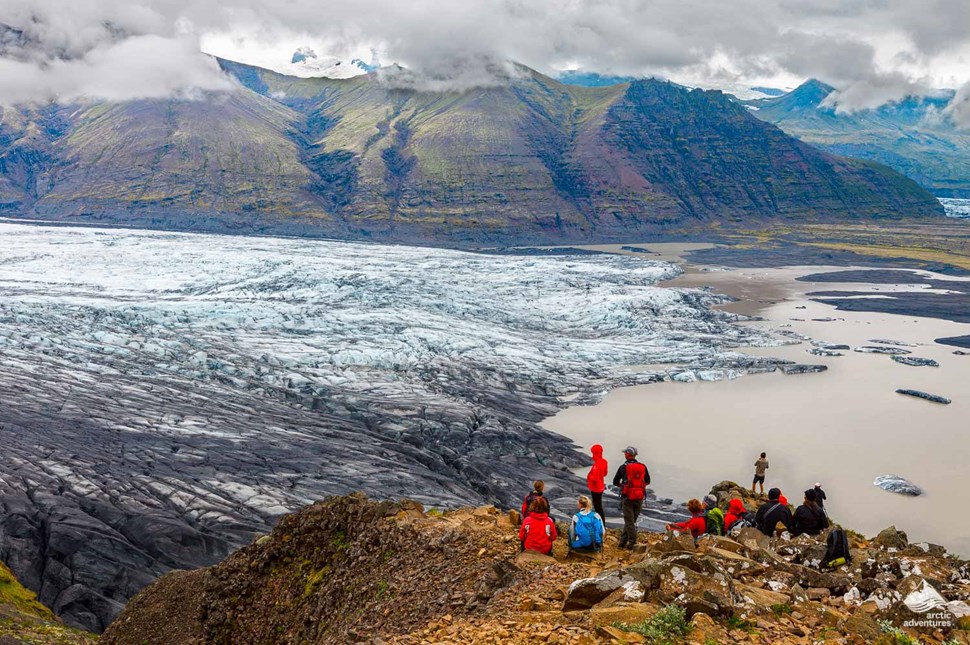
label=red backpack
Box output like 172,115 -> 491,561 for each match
623,462 -> 647,501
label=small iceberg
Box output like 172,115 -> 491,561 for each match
874,475 -> 923,496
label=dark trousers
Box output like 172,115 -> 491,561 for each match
590,491 -> 606,522
620,498 -> 643,546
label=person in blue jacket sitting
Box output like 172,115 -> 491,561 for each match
569,495 -> 606,552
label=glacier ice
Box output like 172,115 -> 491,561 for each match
0,222 -> 785,630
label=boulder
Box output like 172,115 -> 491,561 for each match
563,571 -> 637,611
884,576 -> 956,635
735,527 -> 771,553
650,533 -> 696,555
791,584 -> 810,604
737,582 -> 790,608
588,604 -> 658,627
841,612 -> 883,641
652,560 -> 736,618
874,526 -> 909,550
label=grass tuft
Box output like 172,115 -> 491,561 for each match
615,604 -> 692,644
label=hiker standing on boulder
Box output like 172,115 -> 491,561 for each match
586,445 -> 608,522
752,452 -> 769,495
612,446 -> 650,549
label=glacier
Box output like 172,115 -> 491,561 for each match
0,222 -> 786,631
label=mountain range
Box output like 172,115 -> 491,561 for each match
746,79 -> 970,198
0,61 -> 944,246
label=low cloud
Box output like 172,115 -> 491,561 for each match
0,34 -> 233,104
822,74 -> 933,114
0,0 -> 968,106
945,82 -> 970,129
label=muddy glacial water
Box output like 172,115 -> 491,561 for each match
544,245 -> 970,554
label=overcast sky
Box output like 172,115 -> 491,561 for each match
1,0 -> 968,120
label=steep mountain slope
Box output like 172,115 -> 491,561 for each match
0,62 -> 945,245
749,80 -> 970,198
0,562 -> 95,644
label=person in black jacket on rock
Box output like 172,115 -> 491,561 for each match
814,482 -> 827,509
755,487 -> 793,536
792,489 -> 830,536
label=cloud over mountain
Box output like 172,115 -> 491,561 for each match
0,0 -> 968,110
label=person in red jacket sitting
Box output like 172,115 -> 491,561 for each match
724,498 -> 747,531
519,496 -> 557,555
586,444 -> 608,522
521,480 -> 545,520
666,499 -> 707,538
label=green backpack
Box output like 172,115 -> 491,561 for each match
705,507 -> 725,536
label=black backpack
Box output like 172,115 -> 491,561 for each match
824,527 -> 851,565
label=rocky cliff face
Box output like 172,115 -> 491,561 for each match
0,63 -> 944,246
101,490 -> 970,645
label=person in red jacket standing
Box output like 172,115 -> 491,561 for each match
667,499 -> 707,538
586,444 -> 609,522
518,496 -> 557,555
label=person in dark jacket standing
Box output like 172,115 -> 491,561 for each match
755,487 -> 792,536
586,444 -> 609,522
792,489 -> 830,536
612,446 -> 650,549
813,482 -> 827,509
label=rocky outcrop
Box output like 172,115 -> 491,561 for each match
101,492 -> 970,645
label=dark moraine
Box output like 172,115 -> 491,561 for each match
686,246 -> 970,277
937,335 -> 970,349
792,269 -> 970,325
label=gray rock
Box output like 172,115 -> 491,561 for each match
895,389 -> 951,404
780,364 -> 828,375
808,348 -> 843,357
892,356 -> 939,367
855,346 -> 912,355
562,571 -> 637,611
874,475 -> 923,497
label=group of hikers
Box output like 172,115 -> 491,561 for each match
518,446 -> 834,555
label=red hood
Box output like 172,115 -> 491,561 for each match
728,499 -> 745,514
779,495 -> 788,505
591,444 -> 604,458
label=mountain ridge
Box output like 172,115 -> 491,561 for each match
748,79 -> 970,198
0,61 -> 945,246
